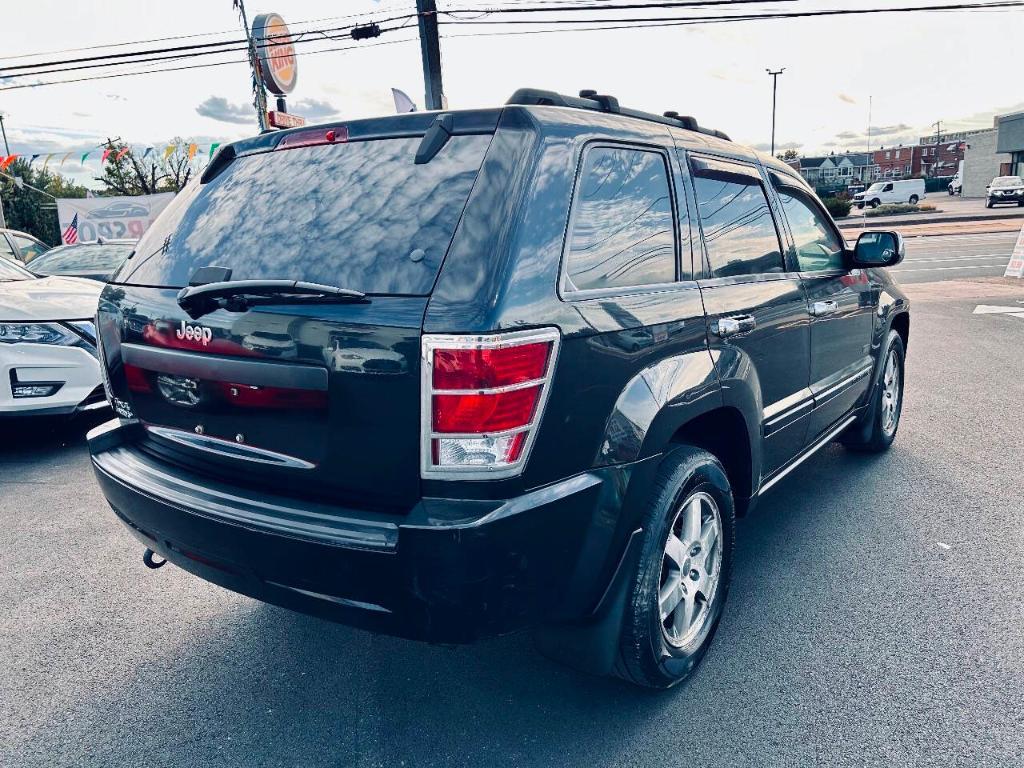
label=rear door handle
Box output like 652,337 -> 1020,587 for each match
715,314 -> 756,337
810,300 -> 839,317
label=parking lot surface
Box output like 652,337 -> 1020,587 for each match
3,247 -> 1023,767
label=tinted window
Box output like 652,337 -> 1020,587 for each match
776,187 -> 845,272
564,146 -> 677,292
12,235 -> 47,262
119,134 -> 492,294
691,159 -> 783,278
31,243 -> 134,276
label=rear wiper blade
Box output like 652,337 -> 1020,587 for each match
177,279 -> 368,319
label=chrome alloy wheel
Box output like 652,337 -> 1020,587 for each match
659,491 -> 723,648
880,347 -> 902,437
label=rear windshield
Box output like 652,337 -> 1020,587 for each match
118,133 -> 492,294
31,243 -> 134,274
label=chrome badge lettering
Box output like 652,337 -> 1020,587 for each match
176,320 -> 213,346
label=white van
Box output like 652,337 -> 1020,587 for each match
853,179 -> 926,209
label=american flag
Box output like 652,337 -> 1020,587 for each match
62,213 -> 79,245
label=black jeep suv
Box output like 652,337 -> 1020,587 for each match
89,89 -> 909,689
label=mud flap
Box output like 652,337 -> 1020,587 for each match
532,528 -> 643,677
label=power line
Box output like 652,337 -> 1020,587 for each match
0,35 -> 419,93
0,4 -> 412,63
436,1 -> 1024,24
0,14 -> 416,77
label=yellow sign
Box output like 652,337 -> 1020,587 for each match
253,13 -> 298,95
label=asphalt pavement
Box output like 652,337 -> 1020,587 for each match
893,231 -> 1018,283
2,232 -> 1024,767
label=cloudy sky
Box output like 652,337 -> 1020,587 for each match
1,0 -> 1021,187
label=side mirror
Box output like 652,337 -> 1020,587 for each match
850,231 -> 905,268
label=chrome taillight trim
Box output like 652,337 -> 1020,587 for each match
420,327 -> 561,480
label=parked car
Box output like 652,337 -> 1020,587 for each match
87,201 -> 150,219
27,240 -> 136,282
0,228 -> 50,264
948,162 -> 964,195
0,256 -> 106,416
88,89 -> 910,689
985,176 -> 1024,208
853,178 -> 926,208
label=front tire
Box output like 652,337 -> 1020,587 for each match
614,447 -> 736,689
986,198 -> 994,208
843,331 -> 905,453
870,199 -> 880,209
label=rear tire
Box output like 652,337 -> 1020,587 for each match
843,331 -> 905,453
614,447 -> 735,689
909,194 -> 919,205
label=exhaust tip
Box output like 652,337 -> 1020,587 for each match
143,548 -> 167,570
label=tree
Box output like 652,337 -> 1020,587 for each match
776,149 -> 799,162
95,138 -> 197,196
0,159 -> 88,245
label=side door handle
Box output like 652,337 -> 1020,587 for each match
715,314 -> 756,337
810,300 -> 839,317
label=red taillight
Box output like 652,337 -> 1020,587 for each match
432,343 -> 550,390
432,386 -> 541,433
123,363 -> 152,393
421,330 -> 559,478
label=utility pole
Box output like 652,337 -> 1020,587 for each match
0,114 -> 9,156
0,114 -> 8,227
416,0 -> 445,111
931,120 -> 942,177
234,0 -> 269,131
766,68 -> 785,156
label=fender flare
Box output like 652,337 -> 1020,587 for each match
594,346 -> 762,500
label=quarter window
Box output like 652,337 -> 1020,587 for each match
776,186 -> 845,272
691,158 -> 784,278
564,146 -> 677,292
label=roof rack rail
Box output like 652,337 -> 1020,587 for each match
506,88 -> 730,142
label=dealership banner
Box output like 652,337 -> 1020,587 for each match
56,193 -> 174,244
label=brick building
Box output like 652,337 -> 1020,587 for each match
871,146 -> 920,180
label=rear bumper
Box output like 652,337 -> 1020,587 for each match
89,419 -> 651,643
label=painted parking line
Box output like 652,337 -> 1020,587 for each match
892,263 -> 1009,274
901,254 -> 1009,264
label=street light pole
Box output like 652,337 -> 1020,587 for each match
766,68 -> 785,156
416,0 -> 445,111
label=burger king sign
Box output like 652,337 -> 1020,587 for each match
252,13 -> 298,95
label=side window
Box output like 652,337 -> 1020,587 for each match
690,158 -> 784,278
12,235 -> 44,262
564,145 -> 677,292
776,186 -> 845,272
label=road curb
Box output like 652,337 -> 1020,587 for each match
839,212 -> 1024,230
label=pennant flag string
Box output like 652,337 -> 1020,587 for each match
6,142 -> 222,170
